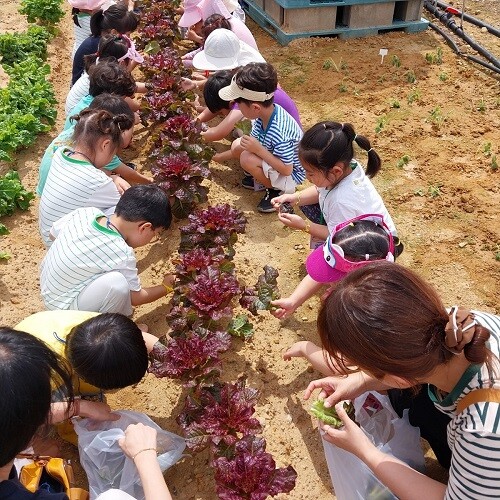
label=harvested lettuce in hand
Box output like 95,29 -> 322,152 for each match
310,400 -> 355,428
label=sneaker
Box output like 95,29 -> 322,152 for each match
241,174 -> 255,190
257,189 -> 281,213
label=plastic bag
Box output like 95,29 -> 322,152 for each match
322,391 -> 425,500
74,410 -> 186,500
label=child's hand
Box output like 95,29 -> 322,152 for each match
112,176 -> 131,194
283,341 -> 308,360
271,297 -> 298,319
180,77 -> 197,91
239,135 -> 262,155
118,423 -> 157,460
78,400 -> 120,422
271,193 -> 295,209
163,274 -> 175,288
277,213 -> 307,230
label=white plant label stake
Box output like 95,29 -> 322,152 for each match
379,48 -> 388,64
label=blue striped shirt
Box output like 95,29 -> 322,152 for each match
250,104 -> 305,184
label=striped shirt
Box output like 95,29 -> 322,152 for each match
65,71 -> 90,116
428,311 -> 500,499
40,207 -> 140,310
250,104 -> 305,184
39,148 -> 120,247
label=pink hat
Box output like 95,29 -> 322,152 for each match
306,214 -> 395,283
67,0 -> 114,10
178,0 -> 203,28
198,0 -> 231,19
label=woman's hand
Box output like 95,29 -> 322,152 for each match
304,372 -> 368,408
271,297 -> 299,319
118,423 -> 157,460
277,213 -> 306,230
320,404 -> 374,459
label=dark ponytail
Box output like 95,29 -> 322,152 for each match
299,121 -> 381,178
202,14 -> 232,39
90,3 -> 139,37
84,34 -> 129,72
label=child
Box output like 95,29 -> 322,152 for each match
15,311 -> 163,393
39,108 -> 133,247
199,70 -> 302,162
272,121 -> 401,248
304,262 -> 500,497
40,184 -> 174,315
272,214 -> 395,320
178,0 -> 256,49
66,33 -> 144,116
65,59 -> 139,129
38,94 -> 150,196
219,62 -> 305,212
72,2 -> 139,85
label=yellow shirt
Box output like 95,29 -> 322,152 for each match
16,310 -> 101,397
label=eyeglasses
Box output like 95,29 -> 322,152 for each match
323,213 -> 395,273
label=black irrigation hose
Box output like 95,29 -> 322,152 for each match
424,1 -> 500,69
428,22 -> 500,74
433,0 -> 500,38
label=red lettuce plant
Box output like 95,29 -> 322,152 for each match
148,327 -> 231,385
213,436 -> 297,500
174,247 -> 234,284
151,151 -> 210,218
177,266 -> 240,321
179,205 -> 247,254
240,265 -> 281,315
177,380 -> 262,453
166,304 -> 207,336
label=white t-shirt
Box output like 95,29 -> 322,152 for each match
65,71 -> 90,116
428,311 -> 500,499
72,13 -> 92,58
39,148 -> 120,247
40,207 -> 140,310
318,160 -> 397,236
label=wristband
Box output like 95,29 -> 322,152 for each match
132,448 -> 157,462
162,283 -> 174,294
295,192 -> 301,206
303,221 -> 311,234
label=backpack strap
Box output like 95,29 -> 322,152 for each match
456,388 -> 500,414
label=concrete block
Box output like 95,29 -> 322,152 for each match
283,6 -> 337,32
346,2 -> 395,28
394,0 -> 424,21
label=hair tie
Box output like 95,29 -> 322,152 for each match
353,134 -> 358,141
323,123 -> 327,130
367,148 -> 373,153
365,254 -> 370,261
444,306 -> 477,354
340,123 -> 344,130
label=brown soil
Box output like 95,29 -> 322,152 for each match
1,0 -> 499,499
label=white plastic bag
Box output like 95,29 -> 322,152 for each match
322,391 -> 425,500
74,410 -> 186,500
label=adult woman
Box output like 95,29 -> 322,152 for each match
305,262 -> 500,499
0,327 -> 74,498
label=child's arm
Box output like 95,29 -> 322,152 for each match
283,341 -> 337,376
201,109 -> 244,142
130,274 -> 174,307
240,134 -> 293,176
142,331 -> 160,353
113,163 -> 153,184
125,96 -> 140,112
277,214 -> 330,240
197,107 -> 217,123
49,400 -> 119,424
271,274 -> 323,319
273,187 -> 320,207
